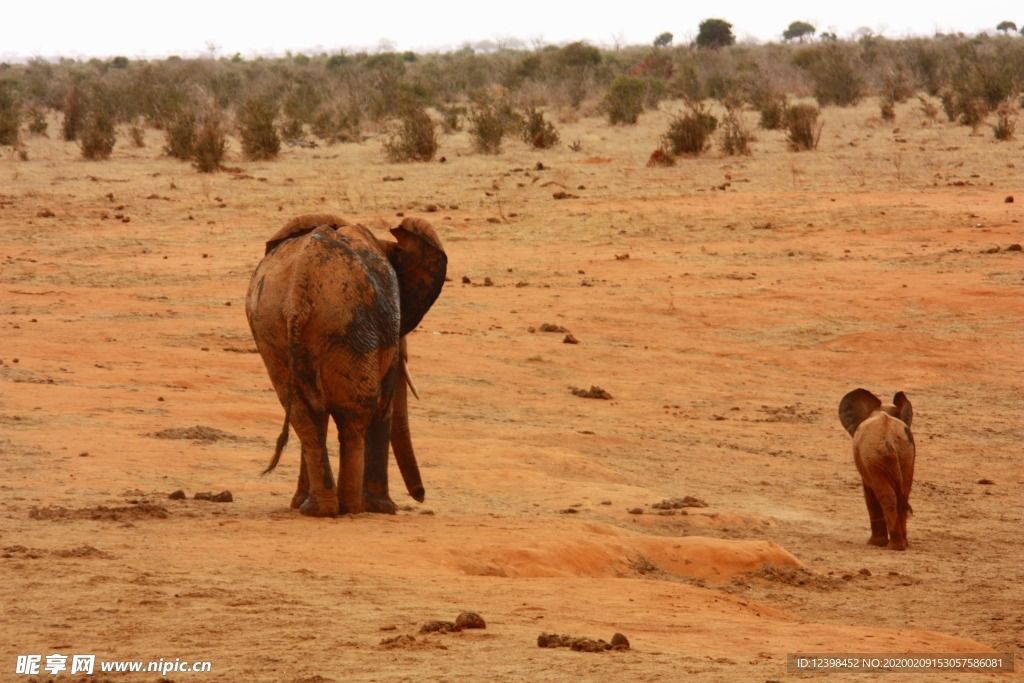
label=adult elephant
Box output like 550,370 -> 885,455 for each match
245,213 -> 447,517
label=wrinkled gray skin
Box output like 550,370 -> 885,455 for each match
245,214 -> 447,517
839,389 -> 916,550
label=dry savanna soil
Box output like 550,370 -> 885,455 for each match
1,100 -> 1021,682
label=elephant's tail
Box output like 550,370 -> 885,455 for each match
262,313 -> 302,476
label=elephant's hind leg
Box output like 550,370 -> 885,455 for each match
335,415 -> 368,515
291,457 -> 310,509
871,482 -> 906,551
291,404 -> 336,517
363,408 -> 397,514
862,483 -> 888,546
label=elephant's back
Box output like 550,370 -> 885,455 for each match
852,412 -> 914,467
248,225 -> 399,356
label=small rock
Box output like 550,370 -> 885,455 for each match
461,275 -> 471,284
1005,195 -> 1014,203
455,611 -> 486,629
571,385 -> 612,400
627,507 -> 644,515
571,638 -> 610,652
858,568 -> 872,576
168,490 -> 186,500
610,632 -> 630,650
539,323 -> 568,333
483,277 -> 494,286
977,478 -> 995,485
194,490 -> 233,503
420,620 -> 459,633
1006,244 -> 1022,252
563,333 -> 579,344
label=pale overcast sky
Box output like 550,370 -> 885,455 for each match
3,0 -> 1019,61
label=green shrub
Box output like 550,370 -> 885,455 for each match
793,44 -> 863,107
128,118 -> 146,147
164,111 -> 197,159
662,102 -> 718,156
0,80 -> 21,147
718,105 -> 753,155
62,85 -> 84,141
192,108 -> 228,172
602,75 -> 647,125
468,97 -> 520,154
27,108 -> 48,136
519,107 -> 559,148
382,105 -> 438,162
78,107 -> 116,159
279,118 -> 304,140
992,101 -> 1017,141
311,103 -> 361,143
438,104 -> 465,133
758,95 -> 788,130
785,103 -> 822,151
237,91 -> 281,161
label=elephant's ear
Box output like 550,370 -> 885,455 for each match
264,213 -> 347,254
893,391 -> 913,428
839,388 -> 882,437
385,217 -> 448,337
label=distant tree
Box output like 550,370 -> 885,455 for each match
996,20 -> 1017,34
819,31 -> 838,42
783,21 -> 816,42
654,32 -> 674,48
696,19 -> 735,49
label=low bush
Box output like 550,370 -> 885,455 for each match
382,104 -> 438,162
992,101 -> 1017,141
237,91 -> 281,161
602,75 -> 647,125
311,103 -> 361,143
468,96 -> 520,154
662,102 -> 718,156
754,92 -> 788,130
719,105 -> 754,155
519,107 -> 559,149
785,103 -> 822,151
0,80 -> 21,146
78,107 -> 116,160
164,111 -> 197,159
192,105 -> 228,172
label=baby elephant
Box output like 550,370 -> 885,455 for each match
838,389 -> 916,550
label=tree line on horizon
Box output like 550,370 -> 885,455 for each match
0,22 -> 1021,167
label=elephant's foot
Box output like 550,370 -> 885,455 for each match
868,534 -> 888,547
363,492 -> 398,515
290,491 -> 309,509
299,493 -> 339,517
886,538 -> 908,551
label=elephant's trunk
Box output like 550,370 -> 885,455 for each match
391,337 -> 425,502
